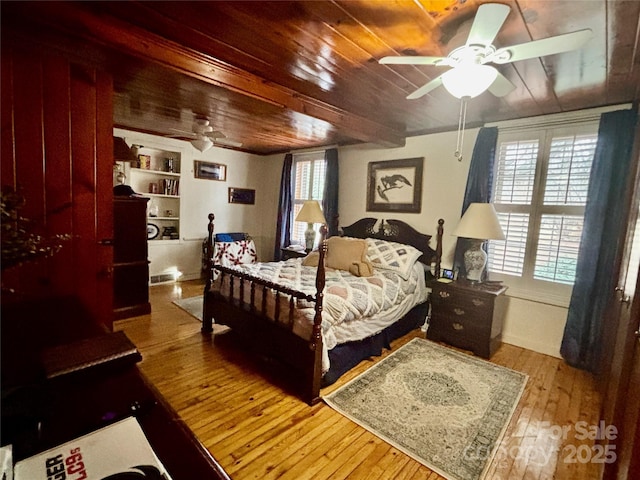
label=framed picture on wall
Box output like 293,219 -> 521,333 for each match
366,157 -> 423,213
194,160 -> 227,181
228,187 -> 255,205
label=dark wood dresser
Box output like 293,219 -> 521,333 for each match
1,298 -> 230,480
113,196 -> 151,319
427,280 -> 508,359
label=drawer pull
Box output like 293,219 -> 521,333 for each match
452,322 -> 464,331
438,291 -> 450,298
472,298 -> 485,307
453,308 -> 465,316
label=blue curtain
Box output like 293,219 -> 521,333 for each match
453,127 -> 498,279
322,148 -> 339,237
273,153 -> 293,260
560,107 -> 639,372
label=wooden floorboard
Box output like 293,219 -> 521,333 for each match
115,280 -> 603,480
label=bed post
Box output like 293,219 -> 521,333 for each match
434,218 -> 444,278
202,213 -> 215,334
306,224 -> 327,404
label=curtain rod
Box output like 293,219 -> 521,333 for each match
486,103 -> 632,132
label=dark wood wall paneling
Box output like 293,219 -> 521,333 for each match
1,43 -> 114,331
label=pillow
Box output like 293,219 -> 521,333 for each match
366,238 -> 422,280
215,233 -> 234,242
326,236 -> 370,272
302,251 -> 319,267
349,261 -> 373,277
215,232 -> 246,242
300,237 -> 373,277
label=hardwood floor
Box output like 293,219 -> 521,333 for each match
115,280 -> 604,480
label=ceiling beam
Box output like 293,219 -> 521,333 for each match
18,2 -> 406,148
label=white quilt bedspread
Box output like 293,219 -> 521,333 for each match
212,258 -> 428,372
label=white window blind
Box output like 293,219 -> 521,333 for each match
493,140 -> 538,205
487,125 -> 598,303
291,152 -> 326,244
544,135 -> 596,206
534,214 -> 584,284
489,212 -> 529,276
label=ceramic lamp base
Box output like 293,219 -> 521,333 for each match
464,239 -> 487,282
304,223 -> 315,251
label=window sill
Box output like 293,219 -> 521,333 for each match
503,286 -> 571,308
489,273 -> 572,308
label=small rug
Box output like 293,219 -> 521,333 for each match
172,295 -> 204,321
323,338 -> 527,480
172,295 -> 230,334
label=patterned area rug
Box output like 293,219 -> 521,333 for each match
323,338 -> 527,480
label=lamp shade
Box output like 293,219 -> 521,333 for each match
295,200 -> 327,224
441,64 -> 498,99
191,136 -> 213,152
452,203 -> 505,240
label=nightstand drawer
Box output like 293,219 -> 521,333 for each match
433,312 -> 485,337
427,280 -> 508,359
430,288 -> 492,313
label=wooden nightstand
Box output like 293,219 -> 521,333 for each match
426,280 -> 508,359
281,248 -> 308,260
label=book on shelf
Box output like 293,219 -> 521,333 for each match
14,417 -> 172,480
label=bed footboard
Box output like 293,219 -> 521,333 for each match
202,213 -> 327,404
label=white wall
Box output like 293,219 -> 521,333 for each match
114,128 -> 278,281
118,128 -> 569,357
336,131 -> 568,358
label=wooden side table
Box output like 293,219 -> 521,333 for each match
426,280 -> 508,359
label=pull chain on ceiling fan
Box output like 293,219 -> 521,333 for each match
379,3 -> 592,160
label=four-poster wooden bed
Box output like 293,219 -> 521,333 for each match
202,214 -> 444,404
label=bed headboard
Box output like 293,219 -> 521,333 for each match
341,217 -> 444,276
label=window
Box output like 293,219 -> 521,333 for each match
487,124 -> 598,304
291,152 -> 326,245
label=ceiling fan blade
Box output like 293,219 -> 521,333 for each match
214,138 -> 243,147
170,127 -> 195,135
406,75 -> 444,100
466,3 -> 511,47
489,29 -> 593,64
208,130 -> 226,139
487,72 -> 516,97
380,55 -> 448,65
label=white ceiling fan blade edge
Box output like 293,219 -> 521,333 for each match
214,138 -> 243,147
466,3 -> 511,47
488,72 -> 516,97
406,75 -> 444,100
380,56 -> 448,65
490,29 -> 593,64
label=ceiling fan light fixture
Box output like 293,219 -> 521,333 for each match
191,136 -> 213,152
441,64 -> 499,99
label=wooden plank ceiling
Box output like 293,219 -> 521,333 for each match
3,1 -> 639,155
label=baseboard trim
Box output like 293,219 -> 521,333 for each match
502,333 -> 562,359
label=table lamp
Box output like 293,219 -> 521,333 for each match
295,200 -> 326,251
452,203 -> 505,283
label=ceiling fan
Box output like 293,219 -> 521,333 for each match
171,118 -> 243,152
379,3 -> 593,100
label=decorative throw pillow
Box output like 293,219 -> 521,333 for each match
300,237 -> 374,277
349,261 -> 373,277
302,251 -> 319,266
215,233 -> 234,242
366,238 -> 422,280
325,236 -> 371,272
